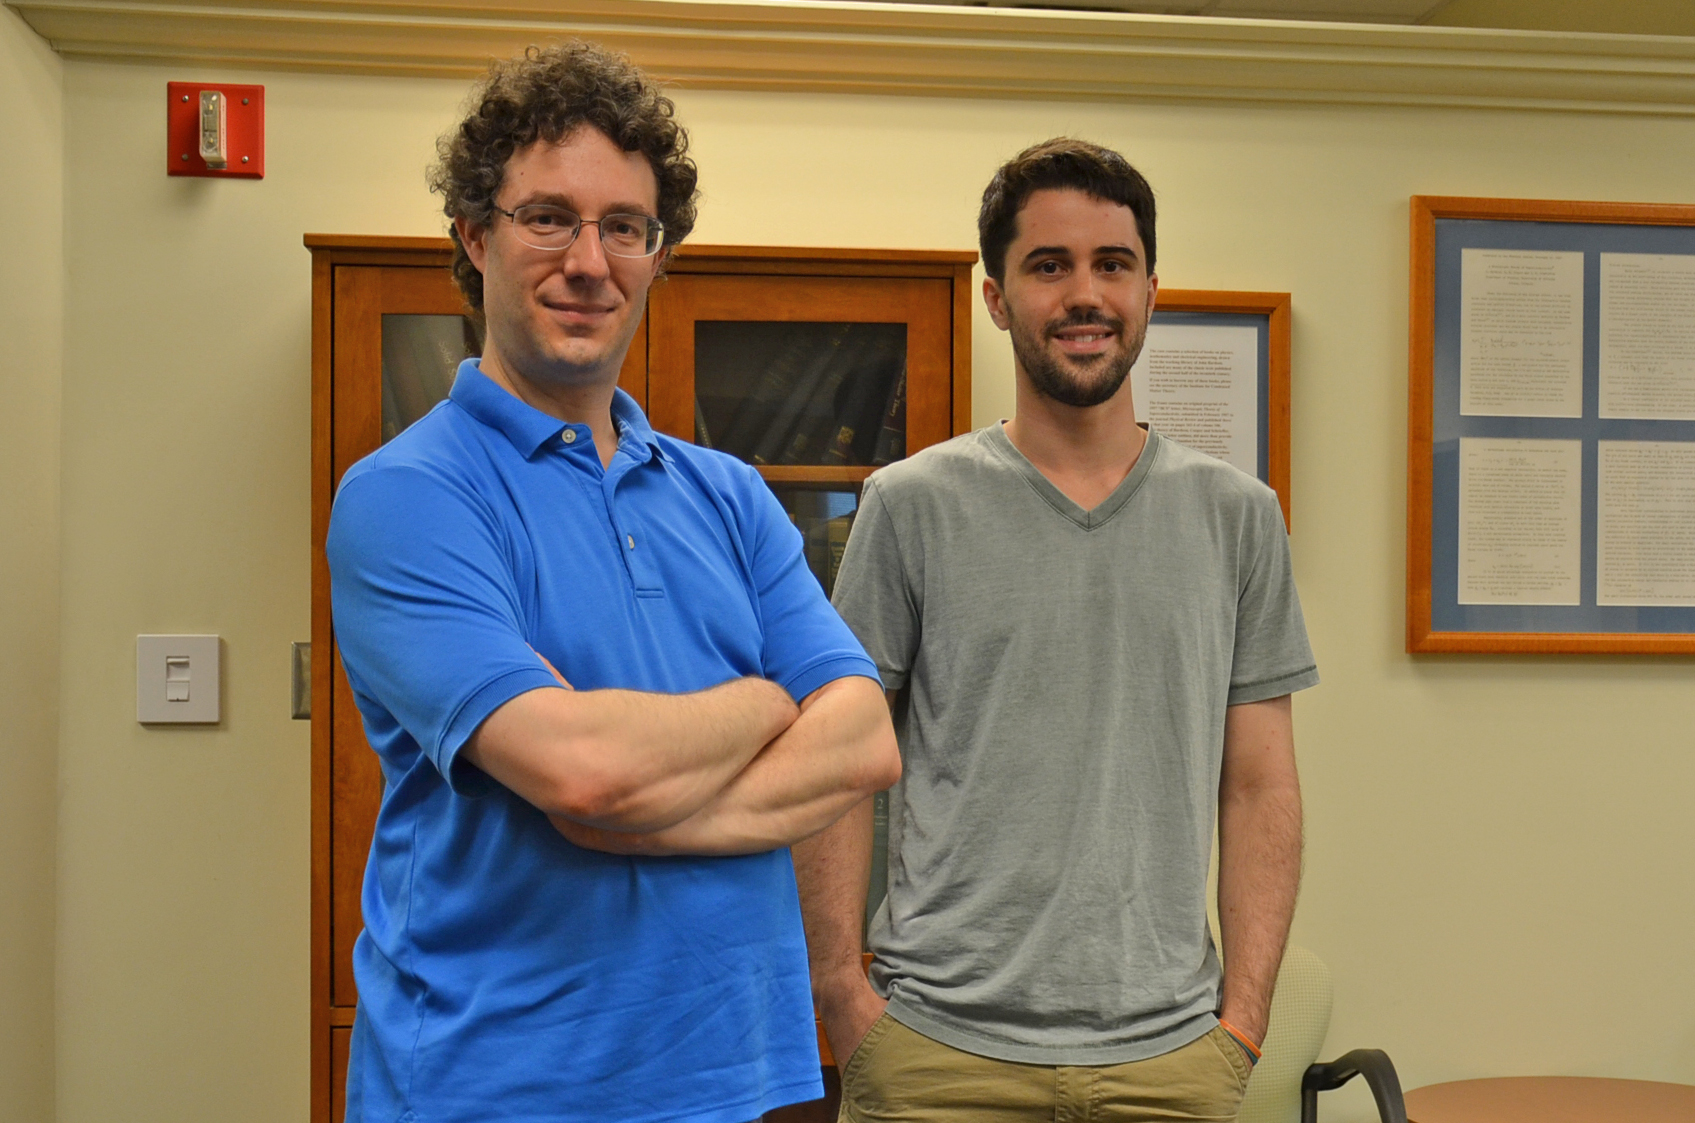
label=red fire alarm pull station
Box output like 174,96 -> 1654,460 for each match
167,82 -> 264,178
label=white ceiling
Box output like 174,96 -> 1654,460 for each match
861,0 -> 1452,23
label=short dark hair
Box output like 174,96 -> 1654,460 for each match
978,138 -> 1156,284
428,41 -> 700,311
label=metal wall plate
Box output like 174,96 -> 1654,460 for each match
291,642 -> 312,720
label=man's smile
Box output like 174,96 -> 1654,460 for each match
1048,318 -> 1123,357
540,296 -> 617,325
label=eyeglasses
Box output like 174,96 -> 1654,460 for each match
492,204 -> 665,258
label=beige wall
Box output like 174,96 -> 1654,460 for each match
0,8 -> 61,1123
51,53 -> 1695,1123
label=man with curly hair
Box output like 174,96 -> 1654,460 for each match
327,41 -> 899,1122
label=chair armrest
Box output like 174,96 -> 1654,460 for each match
1301,1049 -> 1407,1123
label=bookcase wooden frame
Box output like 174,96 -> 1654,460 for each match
1407,195 -> 1695,655
307,235 -> 975,1123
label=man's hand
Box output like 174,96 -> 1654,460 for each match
531,648 -> 660,854
817,970 -> 888,1070
1216,694 -> 1302,1047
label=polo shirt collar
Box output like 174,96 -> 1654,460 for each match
609,385 -> 666,464
449,359 -> 665,463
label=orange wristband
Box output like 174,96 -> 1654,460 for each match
1217,1018 -> 1262,1060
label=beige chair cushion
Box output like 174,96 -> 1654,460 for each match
1236,945 -> 1335,1123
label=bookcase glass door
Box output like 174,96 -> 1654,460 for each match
380,314 -> 480,442
695,322 -> 906,468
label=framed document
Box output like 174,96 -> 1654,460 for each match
1134,289 -> 1292,525
1408,196 -> 1695,654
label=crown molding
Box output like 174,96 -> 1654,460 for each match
12,0 -> 1695,114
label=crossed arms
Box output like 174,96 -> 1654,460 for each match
463,663 -> 901,857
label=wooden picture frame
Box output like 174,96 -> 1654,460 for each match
1145,289 -> 1293,527
1407,196 -> 1695,654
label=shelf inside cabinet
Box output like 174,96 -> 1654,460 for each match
755,465 -> 875,486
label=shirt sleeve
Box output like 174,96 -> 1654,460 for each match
327,464 -> 560,794
829,476 -> 921,691
737,467 -> 881,702
1228,492 -> 1320,705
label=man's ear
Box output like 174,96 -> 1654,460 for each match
455,215 -> 490,276
983,275 -> 1011,331
1145,271 -> 1158,318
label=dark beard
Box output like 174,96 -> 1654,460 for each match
1012,308 -> 1145,409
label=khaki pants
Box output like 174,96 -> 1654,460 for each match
838,1016 -> 1252,1123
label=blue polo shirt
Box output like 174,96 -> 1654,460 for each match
326,361 -> 877,1123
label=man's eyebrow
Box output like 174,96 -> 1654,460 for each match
1020,244 -> 1072,265
1020,243 -> 1142,266
506,190 -> 657,218
506,189 -> 575,209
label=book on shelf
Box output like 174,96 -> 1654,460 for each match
870,367 -> 907,466
865,788 -> 890,935
820,333 -> 904,466
825,514 -> 852,594
803,512 -> 855,596
693,399 -> 713,449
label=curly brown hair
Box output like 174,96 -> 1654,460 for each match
979,137 -> 1156,285
429,41 -> 700,311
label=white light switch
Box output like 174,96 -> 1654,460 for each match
137,635 -> 220,724
165,656 -> 191,701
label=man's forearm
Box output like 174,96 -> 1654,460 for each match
466,675 -> 798,833
794,796 -> 876,997
793,794 -> 889,1068
550,674 -> 899,856
1216,696 -> 1303,1045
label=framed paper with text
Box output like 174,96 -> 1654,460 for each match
1408,196 -> 1695,654
1134,289 -> 1292,527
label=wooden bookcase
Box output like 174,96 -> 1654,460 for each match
307,235 -> 976,1123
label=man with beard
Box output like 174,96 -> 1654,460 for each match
796,138 -> 1319,1121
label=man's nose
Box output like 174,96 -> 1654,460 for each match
561,221 -> 612,282
1062,269 -> 1106,310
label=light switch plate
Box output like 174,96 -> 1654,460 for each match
137,635 -> 221,724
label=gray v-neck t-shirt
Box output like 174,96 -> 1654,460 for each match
832,424 -> 1318,1066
